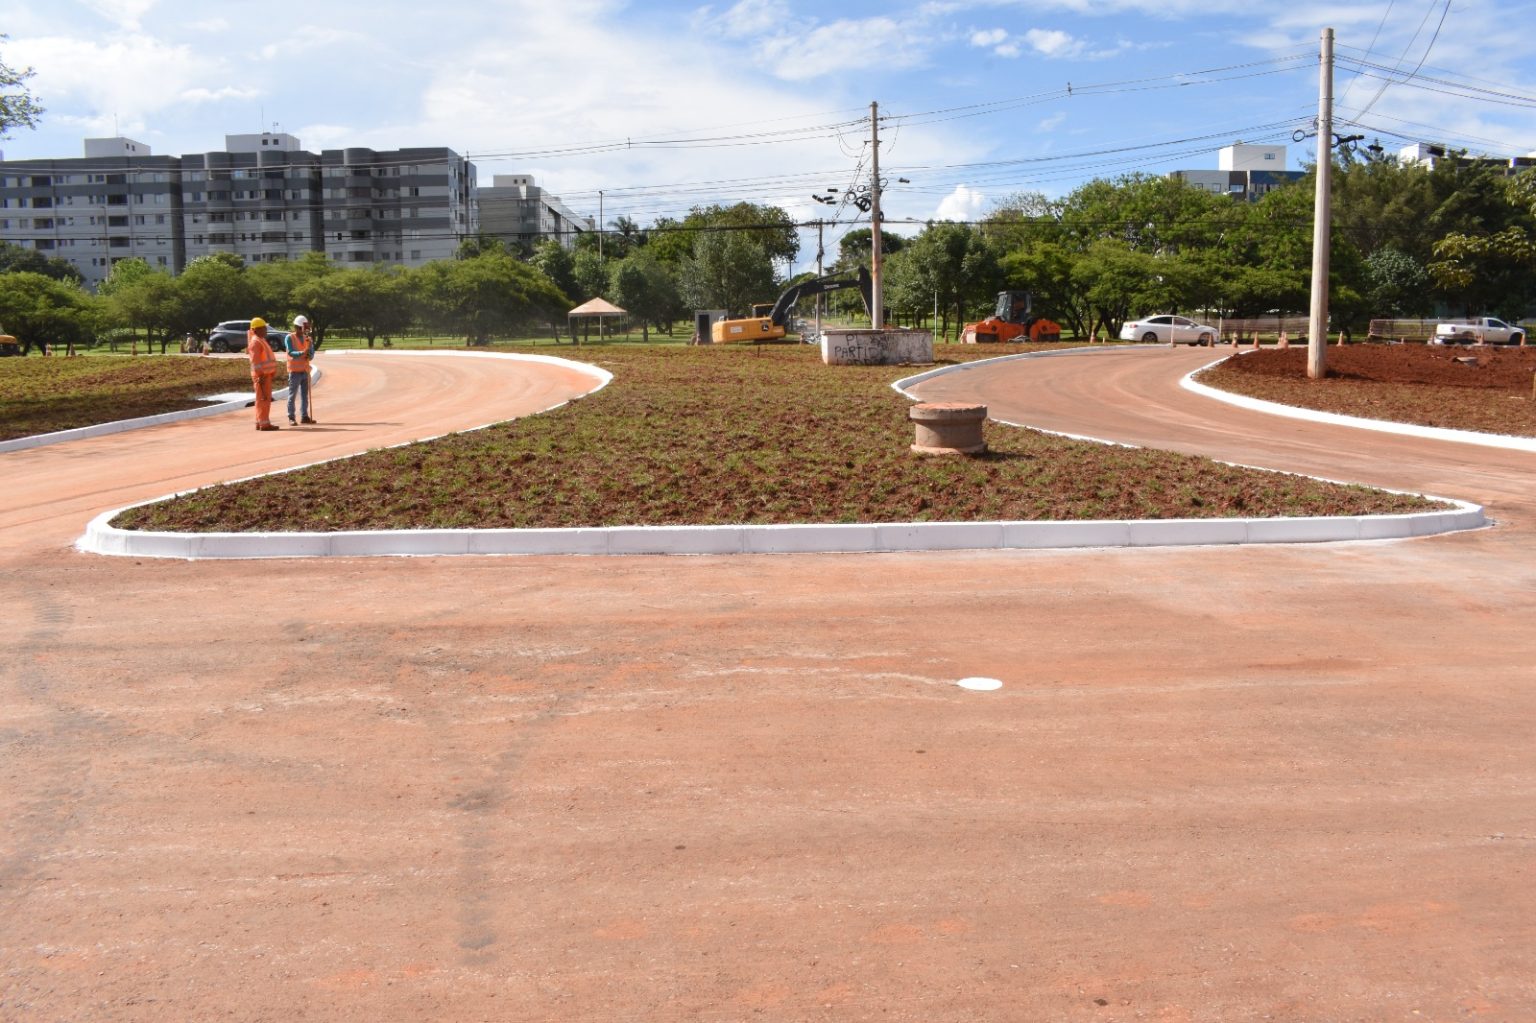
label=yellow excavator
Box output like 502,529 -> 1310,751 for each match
711,267 -> 873,343
0,324 -> 21,357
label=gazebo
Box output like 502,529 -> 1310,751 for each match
567,297 -> 627,344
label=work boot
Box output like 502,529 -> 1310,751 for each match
257,423 -> 280,431
301,416 -> 317,425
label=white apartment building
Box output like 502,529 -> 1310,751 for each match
478,174 -> 591,251
0,133 -> 478,287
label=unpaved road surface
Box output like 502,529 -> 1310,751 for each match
2,347 -> 1534,1022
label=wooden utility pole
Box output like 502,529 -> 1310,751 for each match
869,101 -> 883,331
1307,28 -> 1334,380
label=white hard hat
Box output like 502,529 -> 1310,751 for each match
292,314 -> 309,327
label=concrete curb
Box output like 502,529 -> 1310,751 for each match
77,500 -> 1488,560
0,365 -> 320,454
74,346 -> 1488,560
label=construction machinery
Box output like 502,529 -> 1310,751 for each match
711,267 -> 873,344
0,324 -> 20,357
961,290 -> 1061,344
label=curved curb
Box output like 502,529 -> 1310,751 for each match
76,346 -> 1485,560
0,366 -> 319,454
1181,355 -> 1536,453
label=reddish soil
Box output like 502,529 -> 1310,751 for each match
1203,344 -> 1536,436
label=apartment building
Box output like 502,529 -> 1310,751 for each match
1169,143 -> 1304,201
0,133 -> 479,287
0,137 -> 182,289
478,174 -> 590,250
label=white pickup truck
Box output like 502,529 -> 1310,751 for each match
1432,316 -> 1526,345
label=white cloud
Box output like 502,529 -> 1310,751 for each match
1023,28 -> 1084,58
703,0 -> 793,38
1038,111 -> 1066,131
181,86 -> 261,104
258,27 -> 372,62
694,3 -> 941,80
9,32 -> 227,125
934,184 -> 989,221
970,27 -> 1008,46
81,0 -> 158,31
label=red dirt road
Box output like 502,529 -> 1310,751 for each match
3,347 -> 1535,1022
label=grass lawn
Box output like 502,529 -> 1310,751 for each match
112,342 -> 1435,533
0,355 -> 285,442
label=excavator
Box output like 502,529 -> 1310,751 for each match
961,290 -> 1061,344
711,267 -> 873,344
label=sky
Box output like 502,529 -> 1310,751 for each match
4,0 -> 1535,274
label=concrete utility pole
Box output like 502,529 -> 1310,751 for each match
1307,27 -> 1334,380
598,189 -> 604,260
869,100 -> 883,330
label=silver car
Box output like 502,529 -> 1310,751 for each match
1120,314 -> 1218,346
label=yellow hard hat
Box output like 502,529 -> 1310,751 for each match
250,316 -> 267,330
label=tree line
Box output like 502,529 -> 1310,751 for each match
1,156 -> 1533,354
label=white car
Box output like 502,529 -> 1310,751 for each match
1120,314 -> 1218,346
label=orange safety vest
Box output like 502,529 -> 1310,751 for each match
287,335 -> 313,373
247,332 -> 277,376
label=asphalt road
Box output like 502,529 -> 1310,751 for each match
2,346 -> 1533,1022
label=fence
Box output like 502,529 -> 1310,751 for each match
1216,316 -> 1312,343
1366,319 -> 1438,343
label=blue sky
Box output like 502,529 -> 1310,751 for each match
4,0 -> 1535,272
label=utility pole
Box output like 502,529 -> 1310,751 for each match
598,189 -> 604,260
815,219 -> 825,340
869,100 -> 883,330
1307,27 -> 1334,380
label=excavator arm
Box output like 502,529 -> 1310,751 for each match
769,266 -> 873,327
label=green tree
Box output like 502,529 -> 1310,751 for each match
883,222 -> 997,337
104,265 -> 182,352
572,250 -> 610,301
528,241 -> 578,304
1364,247 -> 1431,317
609,250 -> 682,341
0,272 -> 97,353
456,234 -> 510,260
413,252 -> 567,344
0,241 -> 84,283
834,228 -> 906,270
0,37 -> 43,137
97,257 -> 156,298
246,251 -> 335,322
294,265 -> 414,348
678,228 -> 777,316
176,256 -> 258,336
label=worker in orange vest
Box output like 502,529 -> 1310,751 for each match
247,317 -> 280,431
284,314 -> 317,425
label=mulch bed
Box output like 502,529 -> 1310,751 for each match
0,356 -> 283,442
112,343 -> 1435,534
1201,344 -> 1536,436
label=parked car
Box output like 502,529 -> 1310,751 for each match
1120,315 -> 1218,346
205,320 -> 290,354
1431,316 -> 1526,346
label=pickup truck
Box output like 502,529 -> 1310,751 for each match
1432,316 -> 1526,345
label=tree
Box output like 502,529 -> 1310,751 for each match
678,228 -> 777,316
412,252 -> 567,344
605,215 -> 642,259
0,272 -> 97,353
176,256 -> 257,336
246,251 -> 335,321
292,265 -> 414,348
528,241 -> 578,304
0,37 -> 43,137
572,250 -> 610,301
98,257 -> 157,298
883,222 -> 997,337
0,241 -> 84,283
834,228 -> 906,269
1364,247 -> 1431,317
104,265 -> 182,352
609,250 -> 682,341
456,234 -> 510,260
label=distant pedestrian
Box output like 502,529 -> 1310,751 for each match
247,317 -> 280,431
285,314 -> 317,425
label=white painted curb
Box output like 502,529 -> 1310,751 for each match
0,367 -> 318,454
74,345 -> 1487,560
76,500 -> 1488,559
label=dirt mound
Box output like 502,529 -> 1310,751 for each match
1228,344 -> 1536,391
1202,344 -> 1536,436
